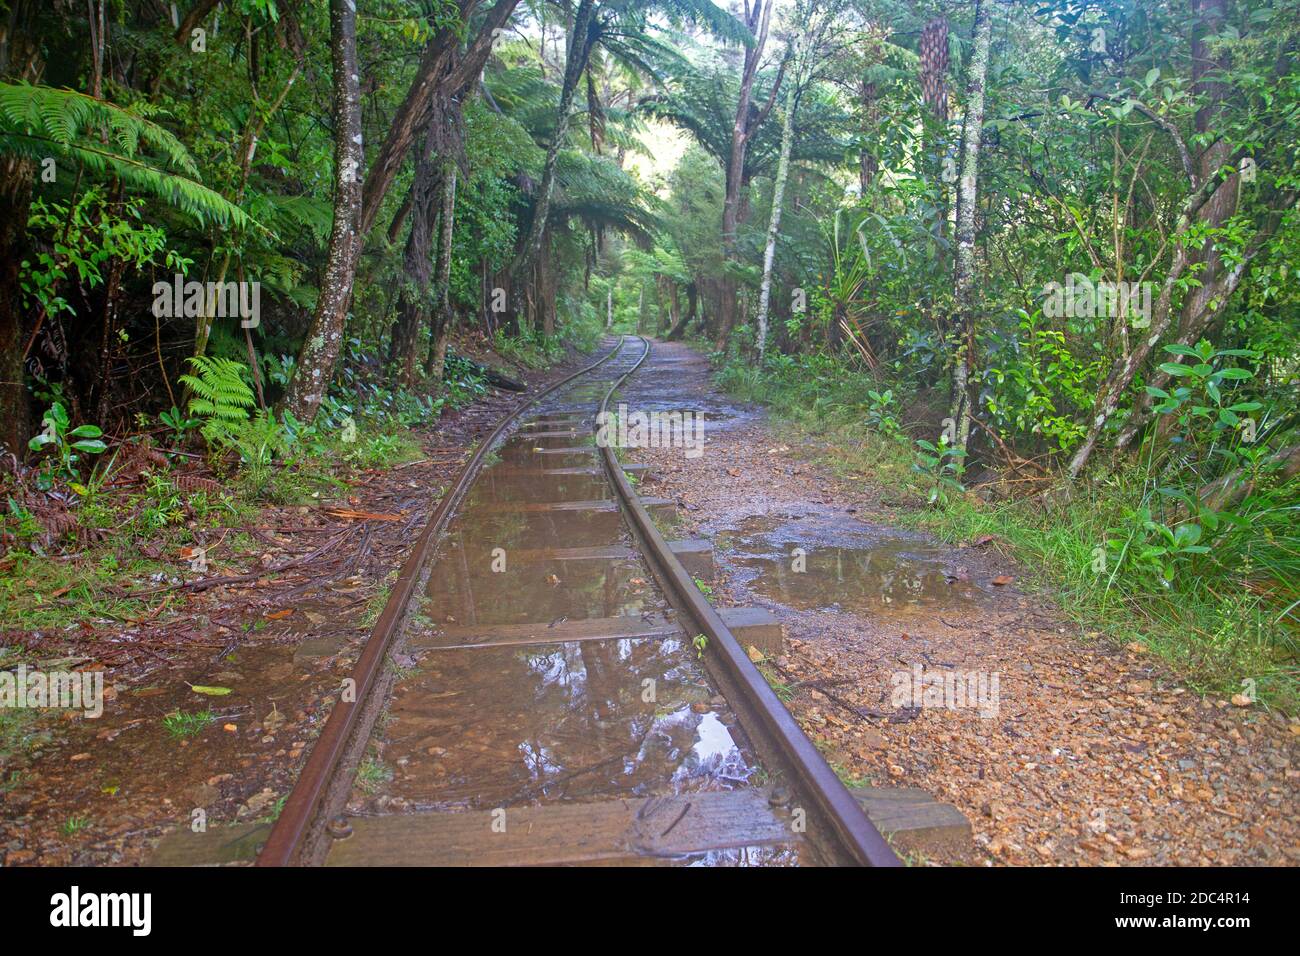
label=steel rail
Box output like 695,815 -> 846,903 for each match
256,336 -> 631,866
595,336 -> 901,867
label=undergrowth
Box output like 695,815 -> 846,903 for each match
716,350 -> 1299,711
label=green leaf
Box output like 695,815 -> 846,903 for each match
71,439 -> 107,454
188,685 -> 232,697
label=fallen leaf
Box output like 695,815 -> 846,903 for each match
265,609 -> 295,620
991,575 -> 1015,586
189,684 -> 233,697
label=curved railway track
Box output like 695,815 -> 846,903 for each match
256,335 -> 899,867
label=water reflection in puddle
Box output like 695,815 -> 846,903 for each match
718,512 -> 1004,612
372,344 -> 769,841
382,637 -> 754,810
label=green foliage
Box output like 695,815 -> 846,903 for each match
982,310 -> 1102,454
22,191 -> 189,323
1144,342 -> 1263,452
129,472 -> 187,534
0,82 -> 249,226
162,709 -> 215,739
159,406 -> 200,446
27,402 -> 106,486
864,388 -> 905,444
178,356 -> 257,445
912,437 -> 966,508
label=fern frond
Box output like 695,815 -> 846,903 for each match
0,82 -> 250,228
179,357 -> 256,446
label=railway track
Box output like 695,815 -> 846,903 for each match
253,335 -> 899,867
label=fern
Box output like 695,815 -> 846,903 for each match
178,356 -> 256,445
0,82 -> 250,228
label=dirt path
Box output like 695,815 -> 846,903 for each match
627,340 -> 1299,866
0,345 -> 604,866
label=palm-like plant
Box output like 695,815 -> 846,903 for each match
508,0 -> 752,310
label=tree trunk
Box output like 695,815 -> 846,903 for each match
717,0 -> 776,350
1065,174 -> 1229,477
280,0 -> 362,423
665,282 -> 697,341
508,0 -> 596,322
859,79 -> 880,195
0,3 -> 41,452
425,161 -> 458,382
919,16 -> 950,122
947,0 -> 992,455
390,121 -> 441,385
358,0 -> 519,238
0,165 -> 31,454
755,35 -> 801,360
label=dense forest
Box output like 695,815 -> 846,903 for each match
0,0 -> 1296,703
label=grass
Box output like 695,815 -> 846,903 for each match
492,327 -> 567,369
0,708 -> 41,765
0,550 -> 175,631
910,486 -> 1299,709
257,794 -> 288,824
0,389 -> 429,635
757,662 -> 794,702
714,353 -> 1300,711
162,709 -> 215,739
356,755 -> 393,794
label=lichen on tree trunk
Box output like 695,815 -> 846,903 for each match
948,0 -> 992,456
280,0 -> 363,425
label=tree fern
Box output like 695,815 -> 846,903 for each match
178,356 -> 256,444
0,82 -> 250,228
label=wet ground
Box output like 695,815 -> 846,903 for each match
8,335 -> 1294,867
351,338 -> 804,865
715,511 -> 1005,615
0,340 -> 649,865
626,340 -> 1300,866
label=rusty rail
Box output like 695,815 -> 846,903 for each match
256,337 -> 629,866
595,337 -> 900,867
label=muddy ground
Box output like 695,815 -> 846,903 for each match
0,342 -> 604,866
627,340 -> 1299,866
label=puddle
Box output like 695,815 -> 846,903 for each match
425,550 -> 664,626
378,638 -> 759,810
370,342 -> 780,859
716,511 -> 1009,613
